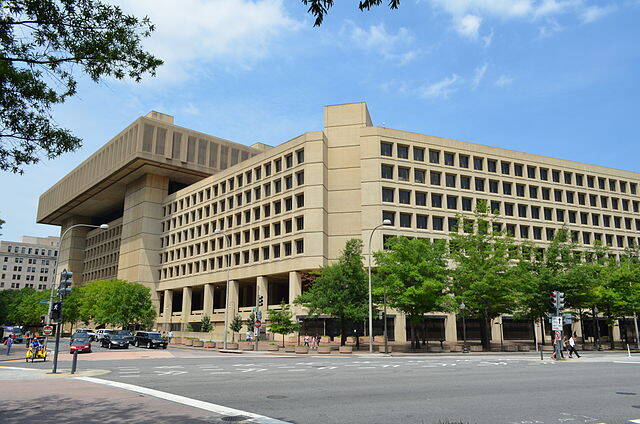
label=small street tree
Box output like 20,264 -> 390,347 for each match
295,238 -> 368,346
449,201 -> 521,350
245,311 -> 256,334
268,302 -> 301,347
374,236 -> 450,349
229,314 -> 243,342
200,315 -> 213,333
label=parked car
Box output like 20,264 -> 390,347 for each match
70,332 -> 89,344
134,332 -> 168,349
93,329 -> 115,342
115,330 -> 134,345
1,326 -> 23,343
70,337 -> 92,354
101,334 -> 130,349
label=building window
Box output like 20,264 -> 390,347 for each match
381,142 -> 393,157
531,206 -> 540,219
296,149 -> 304,164
414,169 -> 425,184
552,170 -> 561,183
488,160 -> 497,173
398,167 -> 410,181
415,192 -> 427,206
429,150 -> 440,164
504,203 -> 514,216
381,164 -> 393,179
473,157 -> 483,170
518,204 -> 527,218
503,182 -> 512,195
444,152 -> 455,166
460,176 -> 471,189
445,174 -> 456,188
382,211 -> 395,226
516,184 -> 525,197
399,213 -> 411,228
382,188 -> 394,203
432,217 -> 444,231
397,145 -> 409,159
529,186 -> 538,199
430,171 -> 441,186
475,178 -> 485,191
295,239 -> 304,254
459,155 -> 469,168
527,166 -> 536,179
431,194 -> 442,208
399,190 -> 411,204
514,164 -> 523,177
414,147 -> 425,162
501,161 -> 510,175
446,195 -> 458,210
416,215 -> 428,229
462,197 -> 472,211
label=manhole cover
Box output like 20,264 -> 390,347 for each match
220,416 -> 249,422
616,392 -> 637,395
267,395 -> 287,400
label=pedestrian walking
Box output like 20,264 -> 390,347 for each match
567,334 -> 581,358
245,330 -> 252,342
167,331 -> 173,343
315,335 -> 321,349
303,335 -> 310,347
5,334 -> 14,356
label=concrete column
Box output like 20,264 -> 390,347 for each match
58,215 -> 92,284
181,286 -> 192,330
534,320 -> 544,345
227,280 -> 239,315
612,320 -> 621,342
203,283 -> 214,316
394,312 -> 407,342
117,173 -> 169,313
257,276 -> 268,308
491,317 -> 503,342
288,271 -> 301,303
163,289 -> 172,318
444,313 -> 458,343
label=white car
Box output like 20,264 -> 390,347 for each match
94,329 -> 115,342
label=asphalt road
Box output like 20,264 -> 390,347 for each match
7,349 -> 640,424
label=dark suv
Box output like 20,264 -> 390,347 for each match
134,332 -> 167,349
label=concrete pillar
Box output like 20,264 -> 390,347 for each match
227,280 -> 239,315
444,313 -> 458,343
612,320 -> 621,342
203,283 -> 214,316
117,173 -> 169,312
534,320 -> 544,345
257,276 -> 268,308
394,312 -> 407,342
163,289 -> 172,318
288,271 -> 301,303
181,286 -> 192,330
58,215 -> 92,284
491,317 -> 503,342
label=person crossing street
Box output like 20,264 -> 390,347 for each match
567,334 -> 581,358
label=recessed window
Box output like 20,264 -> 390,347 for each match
381,164 -> 393,179
444,152 -> 455,166
416,215 -> 428,229
431,194 -> 442,208
415,192 -> 427,206
430,171 -> 441,186
382,211 -> 395,225
503,182 -> 512,195
490,201 -> 500,214
473,157 -> 484,170
462,197 -> 472,211
398,167 -> 410,181
397,145 -> 409,159
527,166 -> 536,179
514,164 -> 523,177
587,176 -> 595,188
399,190 -> 411,204
414,169 -> 425,183
445,174 -> 456,188
531,206 -> 540,219
516,184 -> 525,197
552,170 -> 560,183
518,204 -> 527,218
488,160 -> 497,173
564,172 -> 572,185
429,150 -> 440,164
460,176 -> 471,189
475,178 -> 485,191
540,168 -> 548,181
382,188 -> 394,202
489,180 -> 498,193
459,155 -> 469,168
529,186 -> 538,199
576,174 -> 584,186
598,177 -> 606,189
504,203 -> 514,216
400,213 -> 412,228
501,161 -> 511,175
554,189 -> 563,202
414,147 -> 425,162
448,218 -> 459,232
609,180 -> 617,191
446,195 -> 458,210
381,142 -> 393,157
432,217 -> 444,231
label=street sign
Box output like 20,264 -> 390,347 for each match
39,300 -> 49,305
254,320 -> 262,328
256,311 -> 262,320
552,316 -> 563,331
43,325 -> 54,336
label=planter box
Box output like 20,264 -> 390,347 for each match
239,342 -> 254,351
449,345 -> 462,352
428,346 -> 443,353
170,337 -> 182,345
518,345 -> 530,352
192,340 -> 204,347
284,346 -> 296,353
318,347 -> 331,354
470,345 -> 483,352
203,342 -> 216,349
295,347 -> 309,354
267,345 -> 280,352
339,346 -> 353,354
504,345 -> 518,352
378,346 -> 392,354
226,342 -> 239,350
183,339 -> 194,346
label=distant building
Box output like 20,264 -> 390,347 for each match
0,236 -> 60,291
36,103 -> 640,345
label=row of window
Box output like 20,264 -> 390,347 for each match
84,252 -> 119,272
86,239 -> 121,260
0,274 -> 49,282
1,265 -> 50,273
380,189 -> 640,231
380,141 -> 639,195
160,239 -> 304,280
0,282 -> 47,289
381,210 -> 639,248
163,148 -> 305,217
380,164 -> 640,214
161,194 -> 305,249
164,171 -> 305,232
161,216 -> 305,265
5,246 -> 58,256
86,224 -> 122,247
2,257 -> 52,265
81,266 -> 118,284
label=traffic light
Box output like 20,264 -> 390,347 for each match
258,295 -> 264,307
51,301 -> 62,322
551,291 -> 558,309
557,291 -> 565,310
59,269 -> 72,298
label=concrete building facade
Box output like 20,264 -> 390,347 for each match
37,103 -> 640,345
0,236 -> 60,291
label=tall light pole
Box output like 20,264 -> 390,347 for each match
47,223 -> 109,325
367,219 -> 392,353
214,229 -> 232,350
460,302 -> 468,354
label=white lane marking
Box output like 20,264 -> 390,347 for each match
357,367 -> 375,369
629,419 -> 640,423
316,366 -> 337,370
155,370 -> 187,376
233,364 -> 255,367
287,369 -> 306,372
118,371 -> 140,374
75,376 -> 289,424
0,366 -> 39,372
154,365 -> 184,369
614,361 -> 640,364
209,372 -> 231,375
276,366 -> 294,369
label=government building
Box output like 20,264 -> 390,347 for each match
0,236 -> 59,291
37,103 -> 640,347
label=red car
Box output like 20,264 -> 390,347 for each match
70,337 -> 92,354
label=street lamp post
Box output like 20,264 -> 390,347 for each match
460,302 -> 468,354
367,219 -> 392,353
495,321 -> 504,351
214,230 -> 232,350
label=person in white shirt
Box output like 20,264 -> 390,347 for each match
567,334 -> 581,358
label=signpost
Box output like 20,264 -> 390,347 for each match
551,317 -> 563,331
42,326 -> 53,336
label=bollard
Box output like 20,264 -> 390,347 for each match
539,345 -> 543,361
71,350 -> 78,374
628,344 -> 632,358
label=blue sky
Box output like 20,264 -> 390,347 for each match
1,0 -> 639,241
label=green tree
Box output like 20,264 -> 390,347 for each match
448,201 -> 521,350
78,279 -> 155,328
295,238 -> 368,345
514,228 -> 579,343
0,217 -> 4,235
229,314 -> 243,342
200,315 -> 213,333
302,0 -> 400,26
15,287 -> 49,326
268,302 -> 301,347
0,0 -> 162,173
245,311 -> 256,333
374,236 -> 450,349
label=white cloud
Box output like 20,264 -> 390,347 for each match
580,5 -> 616,23
471,63 -> 489,89
343,21 -> 418,64
420,74 -> 462,99
117,0 -> 299,83
456,14 -> 483,38
482,29 -> 494,47
538,18 -> 564,37
495,74 -> 515,87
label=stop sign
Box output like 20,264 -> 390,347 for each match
42,325 -> 54,336
254,320 -> 262,328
